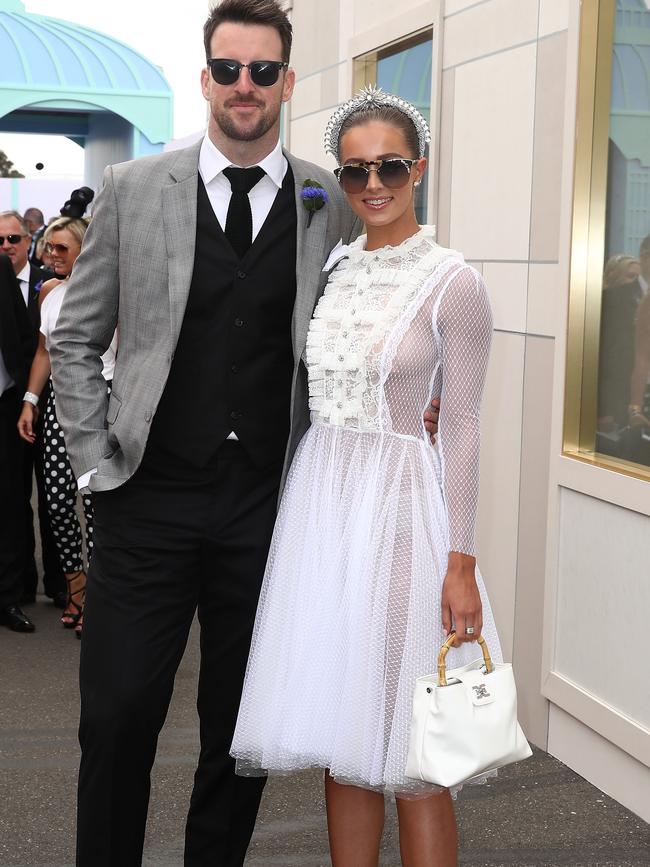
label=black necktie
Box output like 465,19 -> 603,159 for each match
223,166 -> 265,259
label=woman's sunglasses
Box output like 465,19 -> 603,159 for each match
45,242 -> 70,255
207,58 -> 288,87
334,158 -> 418,194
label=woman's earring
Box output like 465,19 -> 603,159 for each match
414,179 -> 422,187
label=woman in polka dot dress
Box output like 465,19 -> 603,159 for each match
18,215 -> 116,638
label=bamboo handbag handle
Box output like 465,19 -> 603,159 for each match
437,632 -> 494,687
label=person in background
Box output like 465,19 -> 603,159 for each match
0,210 -> 64,607
18,207 -> 115,640
24,207 -> 46,267
627,234 -> 650,465
597,251 -> 646,438
0,255 -> 36,633
36,235 -> 53,271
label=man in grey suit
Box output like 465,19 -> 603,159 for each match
49,2 -> 359,865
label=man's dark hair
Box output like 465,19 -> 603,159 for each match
204,0 -> 292,63
23,207 -> 44,226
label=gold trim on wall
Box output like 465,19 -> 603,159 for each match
564,0 -> 650,483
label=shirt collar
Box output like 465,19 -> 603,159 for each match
16,261 -> 30,284
199,133 -> 286,189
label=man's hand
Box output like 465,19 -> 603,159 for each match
424,397 -> 440,445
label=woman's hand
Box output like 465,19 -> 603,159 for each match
441,552 -> 483,644
17,402 -> 39,443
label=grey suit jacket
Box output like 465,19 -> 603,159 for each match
49,140 -> 360,493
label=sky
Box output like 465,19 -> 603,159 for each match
2,0 -> 212,178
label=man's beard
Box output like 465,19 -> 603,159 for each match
213,104 -> 279,142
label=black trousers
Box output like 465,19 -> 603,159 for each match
0,388 -> 26,607
22,382 -> 66,598
77,441 -> 280,867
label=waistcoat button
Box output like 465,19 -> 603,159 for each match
234,318 -> 244,327
237,270 -> 246,279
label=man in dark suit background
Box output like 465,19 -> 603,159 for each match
0,211 -> 64,606
0,255 -> 36,632
24,207 -> 46,267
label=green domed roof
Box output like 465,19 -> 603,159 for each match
0,0 -> 172,143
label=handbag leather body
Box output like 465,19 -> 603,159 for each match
405,634 -> 532,788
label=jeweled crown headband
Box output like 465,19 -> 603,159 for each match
324,85 -> 431,162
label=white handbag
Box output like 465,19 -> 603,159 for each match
405,633 -> 532,788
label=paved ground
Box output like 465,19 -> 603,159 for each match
1,597 -> 649,867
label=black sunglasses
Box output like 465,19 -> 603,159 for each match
207,58 -> 288,87
0,233 -> 28,245
334,159 -> 418,194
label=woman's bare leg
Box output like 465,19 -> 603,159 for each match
325,772 -> 385,867
396,789 -> 458,867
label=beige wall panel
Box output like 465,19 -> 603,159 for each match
290,0 -> 341,78
291,74 -> 325,124
351,0 -> 432,40
482,262 -> 528,333
527,263 -> 563,337
290,110 -> 336,166
539,0 -> 570,37
321,66 -> 340,112
476,331 -> 526,661
530,32 -> 567,263
513,336 -> 554,748
449,44 -> 536,261
442,0 -> 538,70
444,0 -> 484,15
436,68 -> 455,248
556,490 -> 650,729
548,705 -> 650,823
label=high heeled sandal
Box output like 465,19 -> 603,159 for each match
61,571 -> 86,629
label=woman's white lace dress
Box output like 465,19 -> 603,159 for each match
231,226 -> 502,795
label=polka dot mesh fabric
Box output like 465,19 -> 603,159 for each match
231,226 -> 502,796
43,383 -> 95,572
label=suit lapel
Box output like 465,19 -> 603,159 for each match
287,152 -> 329,362
162,142 -> 201,346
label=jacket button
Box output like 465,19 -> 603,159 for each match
234,318 -> 244,327
231,364 -> 239,373
236,270 -> 246,279
230,410 -> 242,420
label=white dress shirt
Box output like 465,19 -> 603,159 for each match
16,261 -> 30,306
198,133 -> 288,240
78,135 -> 287,491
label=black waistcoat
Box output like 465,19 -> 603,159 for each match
145,166 -> 297,470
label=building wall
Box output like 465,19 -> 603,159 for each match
287,0 -> 650,822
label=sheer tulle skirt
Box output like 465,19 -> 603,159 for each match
231,422 -> 502,796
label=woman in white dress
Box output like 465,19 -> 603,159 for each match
231,87 -> 502,867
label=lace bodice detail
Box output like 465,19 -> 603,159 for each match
305,225 -> 493,555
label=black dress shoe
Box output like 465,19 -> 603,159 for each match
0,605 -> 36,633
51,591 -> 68,610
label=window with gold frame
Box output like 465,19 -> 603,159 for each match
565,0 -> 650,480
353,29 -> 433,225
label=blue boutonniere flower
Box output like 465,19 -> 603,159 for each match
301,179 -> 329,227
34,279 -> 44,293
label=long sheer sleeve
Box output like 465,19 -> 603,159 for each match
435,265 -> 493,556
